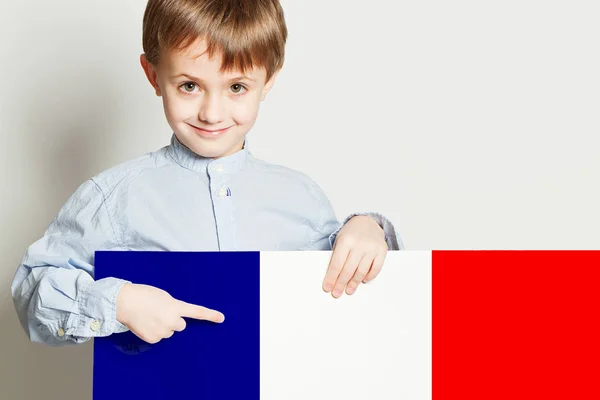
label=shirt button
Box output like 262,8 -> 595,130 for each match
214,164 -> 224,172
90,320 -> 101,332
218,187 -> 228,198
57,328 -> 65,337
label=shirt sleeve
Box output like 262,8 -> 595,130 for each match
328,212 -> 405,250
301,179 -> 405,251
10,179 -> 130,346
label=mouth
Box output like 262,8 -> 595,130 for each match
188,123 -> 233,138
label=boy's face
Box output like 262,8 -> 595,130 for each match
141,38 -> 278,158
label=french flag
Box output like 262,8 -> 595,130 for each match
93,251 -> 600,399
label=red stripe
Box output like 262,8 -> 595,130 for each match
433,251 -> 600,399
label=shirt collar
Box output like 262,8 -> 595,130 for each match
167,133 -> 248,174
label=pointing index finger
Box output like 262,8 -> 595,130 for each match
177,300 -> 225,323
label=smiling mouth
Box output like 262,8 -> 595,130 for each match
188,123 -> 233,137
195,126 -> 231,132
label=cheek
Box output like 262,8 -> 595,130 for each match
163,93 -> 196,122
232,97 -> 261,125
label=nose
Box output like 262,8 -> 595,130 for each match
198,92 -> 224,125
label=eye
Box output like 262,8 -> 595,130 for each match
230,83 -> 247,94
181,82 -> 198,93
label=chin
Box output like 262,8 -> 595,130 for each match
186,138 -> 240,159
174,126 -> 246,157
186,142 -> 224,158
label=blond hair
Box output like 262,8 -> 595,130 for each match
142,0 -> 287,82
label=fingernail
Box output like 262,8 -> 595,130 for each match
324,284 -> 332,292
333,289 -> 342,297
347,287 -> 355,295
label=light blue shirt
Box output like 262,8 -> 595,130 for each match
11,134 -> 403,346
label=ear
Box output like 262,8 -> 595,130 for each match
140,54 -> 162,97
260,69 -> 280,101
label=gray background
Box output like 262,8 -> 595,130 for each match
1,0 -> 598,398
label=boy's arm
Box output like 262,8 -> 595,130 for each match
11,179 -> 129,346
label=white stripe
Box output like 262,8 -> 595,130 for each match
260,251 -> 432,399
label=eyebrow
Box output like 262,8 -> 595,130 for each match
171,73 -> 256,83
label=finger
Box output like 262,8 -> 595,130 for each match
332,250 -> 362,298
323,242 -> 350,292
173,317 -> 187,332
346,255 -> 374,295
363,251 -> 386,283
138,333 -> 162,344
164,330 -> 175,339
131,331 -> 158,344
177,301 -> 225,323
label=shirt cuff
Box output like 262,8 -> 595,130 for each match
67,277 -> 131,339
328,212 -> 405,250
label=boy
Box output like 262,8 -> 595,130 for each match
11,0 -> 403,346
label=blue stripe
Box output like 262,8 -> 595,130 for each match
93,251 -> 260,399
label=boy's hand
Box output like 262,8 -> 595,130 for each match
116,283 -> 225,344
323,216 -> 388,298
